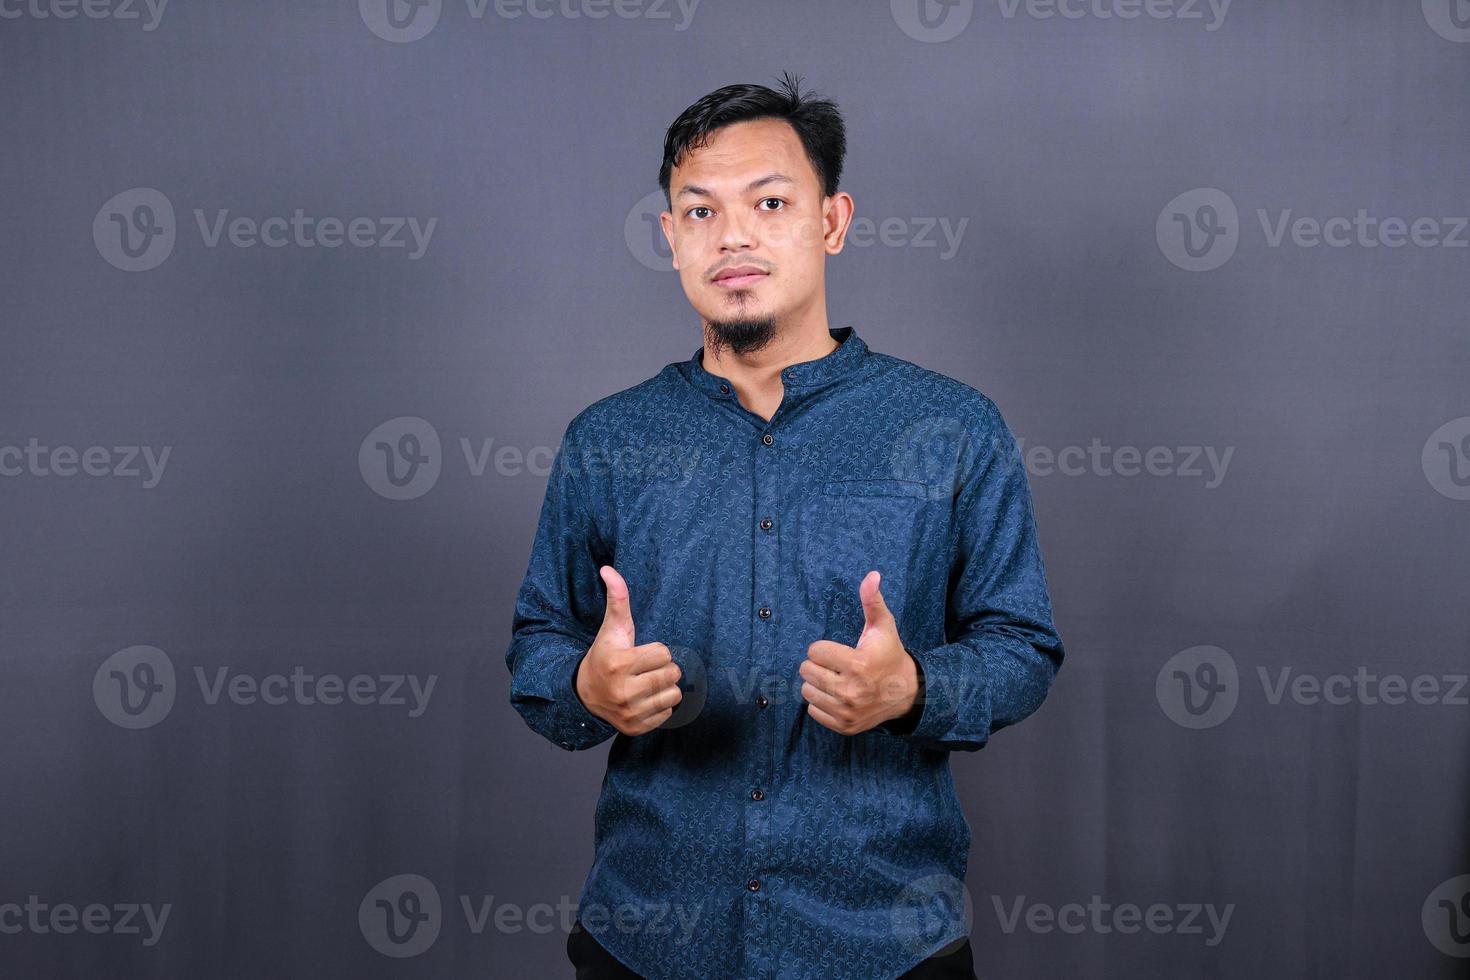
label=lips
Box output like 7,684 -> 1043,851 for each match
713,265 -> 769,288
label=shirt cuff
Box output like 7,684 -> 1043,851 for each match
873,642 -> 989,751
509,635 -> 620,752
556,645 -> 620,750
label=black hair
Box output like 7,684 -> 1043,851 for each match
657,71 -> 846,212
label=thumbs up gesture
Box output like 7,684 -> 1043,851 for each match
799,570 -> 922,736
575,565 -> 684,736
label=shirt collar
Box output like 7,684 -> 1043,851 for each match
680,325 -> 870,402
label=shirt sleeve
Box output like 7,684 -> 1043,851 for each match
505,418 -> 621,752
875,396 -> 1066,752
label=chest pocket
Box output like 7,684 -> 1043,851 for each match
797,478 -> 931,644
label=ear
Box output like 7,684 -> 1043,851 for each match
659,209 -> 679,271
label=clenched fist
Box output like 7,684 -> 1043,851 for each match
799,569 -> 922,736
575,565 -> 684,736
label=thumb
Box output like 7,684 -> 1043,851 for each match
856,569 -> 894,648
598,564 -> 636,647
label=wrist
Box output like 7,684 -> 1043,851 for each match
888,646 -> 925,730
573,647 -> 597,714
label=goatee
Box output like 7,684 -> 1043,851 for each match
705,314 -> 778,357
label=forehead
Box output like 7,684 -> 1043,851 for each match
671,118 -> 817,190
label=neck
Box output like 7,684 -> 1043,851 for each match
703,320 -> 839,389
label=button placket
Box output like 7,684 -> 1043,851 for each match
747,423 -> 779,929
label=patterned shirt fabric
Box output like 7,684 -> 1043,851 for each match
506,324 -> 1065,980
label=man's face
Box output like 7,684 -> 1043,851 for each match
660,118 -> 851,353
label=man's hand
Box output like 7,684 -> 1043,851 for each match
799,570 -> 922,736
575,565 -> 684,736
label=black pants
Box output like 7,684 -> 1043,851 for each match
567,918 -> 978,979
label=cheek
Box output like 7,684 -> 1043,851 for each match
770,239 -> 823,286
677,266 -> 715,306
785,213 -> 830,254
670,224 -> 711,268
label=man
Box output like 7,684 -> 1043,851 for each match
506,72 -> 1066,980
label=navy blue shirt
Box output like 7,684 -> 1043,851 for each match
506,325 -> 1065,979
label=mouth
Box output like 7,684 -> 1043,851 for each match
712,267 -> 769,289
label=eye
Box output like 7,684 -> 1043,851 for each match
758,198 -> 785,211
687,206 -> 712,220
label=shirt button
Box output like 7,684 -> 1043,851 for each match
757,606 -> 771,619
718,383 -> 730,393
759,517 -> 773,530
751,787 -> 764,801
755,695 -> 769,709
747,878 -> 761,892
761,433 -> 774,446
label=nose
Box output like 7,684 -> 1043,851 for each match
717,207 -> 758,254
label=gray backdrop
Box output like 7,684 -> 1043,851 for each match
2,0 -> 1468,977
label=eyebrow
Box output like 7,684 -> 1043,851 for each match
674,172 -> 797,201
